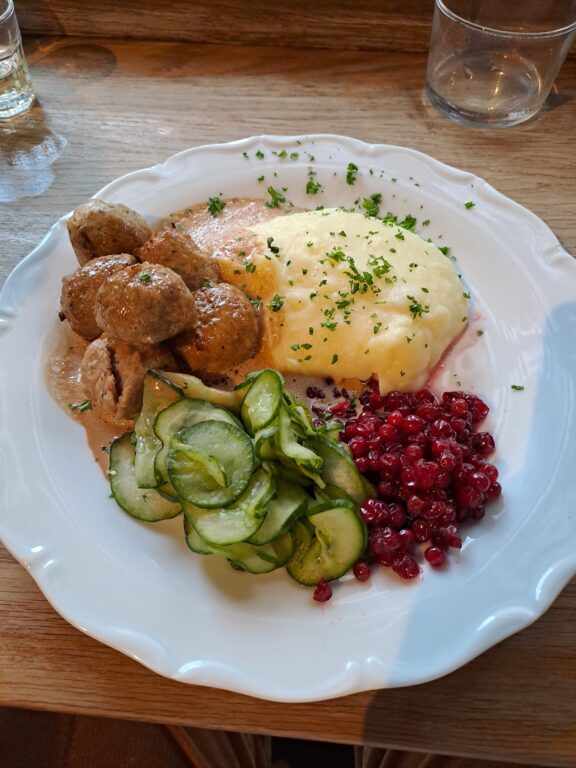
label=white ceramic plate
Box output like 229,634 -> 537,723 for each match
1,135 -> 576,702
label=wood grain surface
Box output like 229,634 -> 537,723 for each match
1,36 -> 576,765
17,0 -> 436,52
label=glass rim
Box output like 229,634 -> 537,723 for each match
436,0 -> 576,39
0,0 -> 14,25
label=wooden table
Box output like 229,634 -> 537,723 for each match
2,24 -> 576,767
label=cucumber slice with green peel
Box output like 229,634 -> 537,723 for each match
158,371 -> 242,412
286,499 -> 367,585
247,479 -> 308,545
289,403 -> 316,437
154,398 -> 242,484
184,514 -> 292,573
278,407 -> 323,471
286,519 -> 313,568
266,459 -> 315,488
183,513 -> 213,554
235,368 -> 285,391
109,433 -> 181,522
253,424 -> 279,460
167,420 -> 255,508
240,369 -> 284,435
182,468 -> 275,545
308,434 -> 370,506
134,371 -> 183,488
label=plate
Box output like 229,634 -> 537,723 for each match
1,135 -> 576,703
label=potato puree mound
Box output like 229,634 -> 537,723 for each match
250,209 -> 468,392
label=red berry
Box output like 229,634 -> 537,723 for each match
425,546 -> 446,567
392,554 -> 421,579
352,561 -> 371,582
313,579 -> 332,602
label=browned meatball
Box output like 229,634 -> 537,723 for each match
137,229 -> 220,291
171,284 -> 260,373
80,335 -> 176,424
60,254 -> 137,340
95,262 -> 197,345
67,199 -> 152,266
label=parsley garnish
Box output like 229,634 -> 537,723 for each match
266,186 -> 286,208
361,193 -> 382,217
207,197 -> 225,217
138,270 -> 151,282
306,179 -> 322,195
244,262 -> 256,273
267,236 -> 280,254
269,294 -> 284,312
68,399 -> 92,412
407,295 -> 430,319
331,354 -> 338,365
346,163 -> 359,185
255,150 -> 265,159
464,201 -> 475,209
511,384 -> 525,391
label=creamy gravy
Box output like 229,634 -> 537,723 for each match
44,323 -> 121,474
46,197 -> 315,469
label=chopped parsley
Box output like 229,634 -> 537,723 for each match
244,262 -> 256,273
511,384 -> 525,391
68,399 -> 92,412
266,186 -> 286,208
266,236 -> 280,254
361,193 -> 382,217
346,162 -> 359,185
268,294 -> 284,312
255,150 -> 265,159
138,270 -> 151,282
207,197 -> 226,217
464,201 -> 476,209
331,354 -> 339,365
407,295 -> 430,319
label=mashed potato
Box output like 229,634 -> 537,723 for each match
250,208 -> 468,392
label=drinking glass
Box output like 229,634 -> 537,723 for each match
426,0 -> 576,127
0,0 -> 35,119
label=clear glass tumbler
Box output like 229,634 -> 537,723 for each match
0,0 -> 35,119
425,0 -> 576,128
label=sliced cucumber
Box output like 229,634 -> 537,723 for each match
287,519 -> 313,568
241,369 -> 283,435
253,424 -> 279,460
109,433 -> 181,522
248,479 -> 308,545
154,398 -> 241,484
134,371 -> 183,488
278,407 -> 323,471
158,371 -> 241,412
184,514 -> 292,574
167,420 -> 255,508
308,434 -> 371,506
183,468 -> 275,545
286,499 -> 367,585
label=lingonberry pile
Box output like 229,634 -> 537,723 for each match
332,380 -> 500,584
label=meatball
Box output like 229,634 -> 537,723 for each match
171,284 -> 260,373
60,254 -> 137,340
67,199 -> 152,266
80,335 -> 176,424
95,262 -> 197,345
137,229 -> 220,291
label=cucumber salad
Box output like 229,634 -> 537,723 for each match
108,368 -> 372,599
